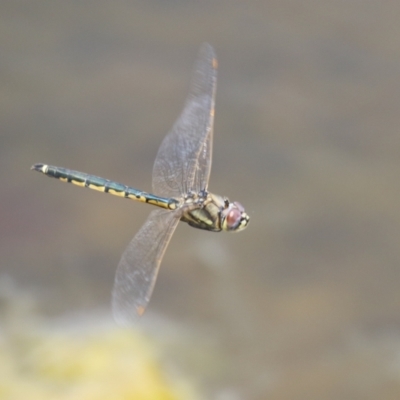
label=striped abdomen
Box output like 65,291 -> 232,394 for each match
31,164 -> 179,210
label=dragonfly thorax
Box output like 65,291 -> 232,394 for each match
180,192 -> 249,232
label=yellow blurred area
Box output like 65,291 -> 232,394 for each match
0,323 -> 200,400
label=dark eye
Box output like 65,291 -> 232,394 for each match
226,208 -> 241,230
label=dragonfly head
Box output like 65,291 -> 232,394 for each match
221,200 -> 249,232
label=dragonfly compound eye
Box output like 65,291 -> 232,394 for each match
221,202 -> 249,232
233,201 -> 245,213
220,207 -> 240,231
226,208 -> 241,229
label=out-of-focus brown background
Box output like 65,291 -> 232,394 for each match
2,1 -> 400,399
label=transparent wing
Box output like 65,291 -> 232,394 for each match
152,43 -> 217,198
112,209 -> 180,325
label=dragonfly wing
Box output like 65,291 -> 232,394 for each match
152,43 -> 217,198
112,209 -> 180,325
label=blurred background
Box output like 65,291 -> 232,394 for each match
2,1 -> 400,399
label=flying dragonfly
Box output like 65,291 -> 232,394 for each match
32,43 -> 249,324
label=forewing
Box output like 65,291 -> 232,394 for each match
112,209 -> 179,325
152,43 -> 217,198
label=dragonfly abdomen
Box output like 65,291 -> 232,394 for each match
31,164 -> 178,210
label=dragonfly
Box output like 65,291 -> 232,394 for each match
31,43 -> 249,324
